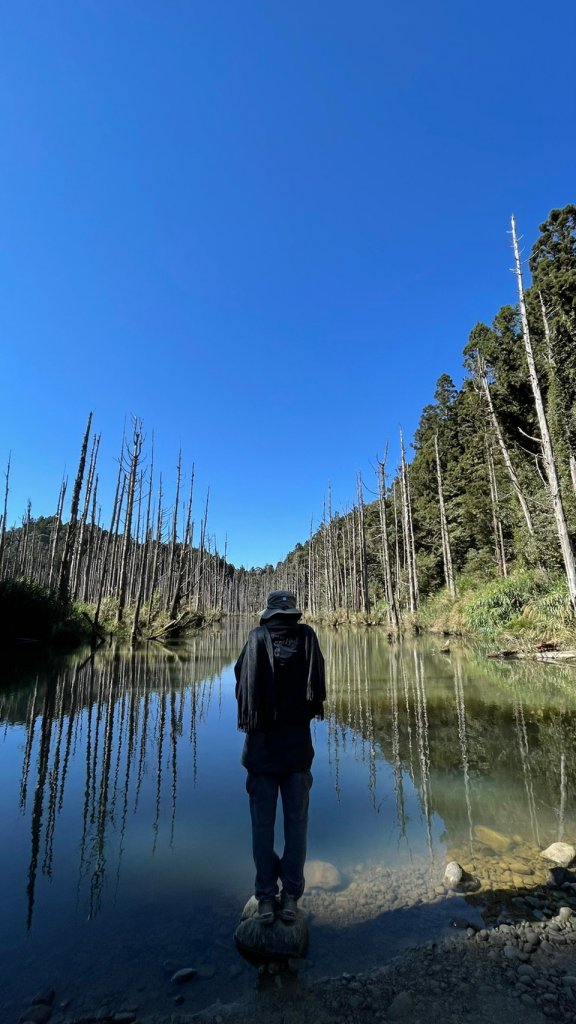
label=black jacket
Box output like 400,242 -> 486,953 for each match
234,620 -> 325,774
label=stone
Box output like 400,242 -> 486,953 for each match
473,825 -> 514,852
305,860 -> 342,890
31,989 -> 56,1008
443,862 -> 463,888
557,906 -> 574,922
388,991 -> 413,1019
235,899 -> 309,961
19,1007 -> 51,1024
541,843 -> 576,868
171,968 -> 197,984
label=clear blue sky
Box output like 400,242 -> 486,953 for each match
1,1 -> 575,568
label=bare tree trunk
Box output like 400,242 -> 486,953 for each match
476,356 -> 535,537
377,454 -> 400,629
71,432 -> 100,600
434,433 -> 456,597
94,454 -> 124,629
511,214 -> 576,610
400,429 -> 419,611
116,421 -> 144,624
356,473 -> 370,614
58,412 -> 93,605
486,438 -> 507,577
0,451 -> 11,577
48,475 -> 67,590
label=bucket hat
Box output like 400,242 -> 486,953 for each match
260,590 -> 302,621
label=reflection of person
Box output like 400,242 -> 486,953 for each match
235,591 -> 326,925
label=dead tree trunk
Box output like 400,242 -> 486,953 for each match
0,451 -> 11,577
434,433 -> 456,598
116,421 -> 144,625
377,455 -> 400,629
48,475 -> 67,590
476,356 -> 535,537
400,429 -> 419,611
511,214 -> 576,610
486,438 -> 507,577
57,412 -> 93,605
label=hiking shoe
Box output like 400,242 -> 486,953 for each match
280,892 -> 298,923
256,899 -> 275,925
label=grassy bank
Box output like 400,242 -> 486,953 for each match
416,568 -> 576,652
0,578 -> 219,649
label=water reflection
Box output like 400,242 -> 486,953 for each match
0,635 -> 229,930
1,627 -> 576,1017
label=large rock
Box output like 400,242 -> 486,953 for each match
443,862 -> 463,889
541,842 -> 576,867
473,826 -> 514,853
234,896 -> 308,963
305,859 -> 342,890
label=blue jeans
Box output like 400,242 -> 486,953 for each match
246,770 -> 313,901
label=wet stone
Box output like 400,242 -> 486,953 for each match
171,968 -> 197,983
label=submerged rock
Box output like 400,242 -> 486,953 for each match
305,859 -> 342,890
473,826 -> 514,853
541,842 -> 576,867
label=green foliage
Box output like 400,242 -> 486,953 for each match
0,577 -> 92,647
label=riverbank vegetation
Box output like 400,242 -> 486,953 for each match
1,205 -> 575,650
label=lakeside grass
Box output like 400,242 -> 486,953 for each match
416,568 -> 576,653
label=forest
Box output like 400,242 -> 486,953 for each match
1,205 -> 575,650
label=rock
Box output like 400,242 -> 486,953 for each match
173,995 -> 185,1006
31,989 -> 56,1008
235,900 -> 309,962
473,825 -> 514,852
443,862 -> 463,888
557,906 -> 574,922
19,1007 -> 52,1024
171,968 -> 197,984
305,860 -> 342,890
541,843 -> 576,867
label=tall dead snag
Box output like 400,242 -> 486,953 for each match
116,420 -> 144,625
476,355 -> 535,537
356,474 -> 369,614
94,454 -> 124,630
400,429 -> 419,611
166,450 -> 182,612
434,433 -> 456,598
170,465 -> 194,620
0,451 -> 11,577
377,454 -> 400,629
511,214 -> 576,610
57,412 -> 93,605
486,437 -> 507,577
48,476 -> 67,590
71,432 -> 100,599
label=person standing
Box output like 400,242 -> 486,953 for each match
235,590 -> 325,925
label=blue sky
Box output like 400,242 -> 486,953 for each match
1,1 -> 575,568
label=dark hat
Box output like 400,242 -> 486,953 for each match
260,590 -> 302,621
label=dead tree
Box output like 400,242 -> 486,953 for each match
400,429 -> 419,611
511,214 -> 576,610
377,453 -> 400,629
0,451 -> 11,577
476,356 -> 534,537
57,412 -> 93,605
434,433 -> 456,597
486,438 -> 507,577
116,420 -> 144,624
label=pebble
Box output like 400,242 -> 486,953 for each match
171,968 -> 197,984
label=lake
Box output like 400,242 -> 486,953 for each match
1,622 -> 575,1020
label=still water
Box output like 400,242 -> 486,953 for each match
1,622 -> 575,1018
